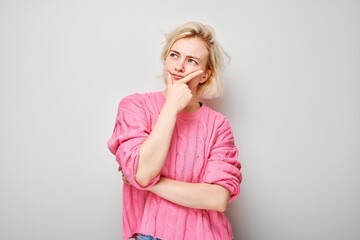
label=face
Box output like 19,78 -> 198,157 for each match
164,37 -> 211,91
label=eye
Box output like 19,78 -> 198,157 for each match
188,59 -> 198,65
169,53 -> 178,59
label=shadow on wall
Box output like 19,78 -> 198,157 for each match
202,75 -> 242,119
203,95 -> 234,118
227,202 -> 246,240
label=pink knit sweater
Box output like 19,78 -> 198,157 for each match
108,91 -> 241,240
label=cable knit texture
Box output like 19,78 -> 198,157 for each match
108,91 -> 241,240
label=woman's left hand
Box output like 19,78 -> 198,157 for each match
118,166 -> 129,184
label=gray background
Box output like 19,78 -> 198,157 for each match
1,0 -> 359,239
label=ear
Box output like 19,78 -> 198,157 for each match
200,69 -> 212,83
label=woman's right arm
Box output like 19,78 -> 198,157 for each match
136,71 -> 203,187
135,103 -> 178,187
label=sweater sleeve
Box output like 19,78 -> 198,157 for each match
107,95 -> 160,190
202,119 -> 242,202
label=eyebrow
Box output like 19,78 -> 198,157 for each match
170,50 -> 201,61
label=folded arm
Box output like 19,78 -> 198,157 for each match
147,119 -> 242,211
148,177 -> 230,212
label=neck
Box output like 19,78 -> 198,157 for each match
183,97 -> 201,112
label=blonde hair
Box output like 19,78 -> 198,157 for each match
161,22 -> 229,99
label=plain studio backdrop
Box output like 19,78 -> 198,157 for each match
1,1 -> 359,239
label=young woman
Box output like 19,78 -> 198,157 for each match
108,21 -> 242,240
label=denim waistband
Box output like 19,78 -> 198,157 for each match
136,233 -> 161,240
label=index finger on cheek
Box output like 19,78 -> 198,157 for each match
179,70 -> 204,84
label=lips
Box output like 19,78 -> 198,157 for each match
170,73 -> 184,80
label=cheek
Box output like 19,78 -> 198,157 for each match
195,74 -> 204,83
164,58 -> 175,69
163,60 -> 171,71
188,75 -> 203,86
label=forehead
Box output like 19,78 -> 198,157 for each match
170,37 -> 209,60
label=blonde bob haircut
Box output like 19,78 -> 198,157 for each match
161,22 -> 229,99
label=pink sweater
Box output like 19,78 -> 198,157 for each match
108,92 -> 241,240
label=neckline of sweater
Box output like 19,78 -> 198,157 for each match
155,91 -> 208,120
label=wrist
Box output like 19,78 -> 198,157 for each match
162,102 -> 180,115
148,177 -> 163,192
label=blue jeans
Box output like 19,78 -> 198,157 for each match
136,234 -> 161,240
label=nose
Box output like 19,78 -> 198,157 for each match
175,61 -> 185,73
